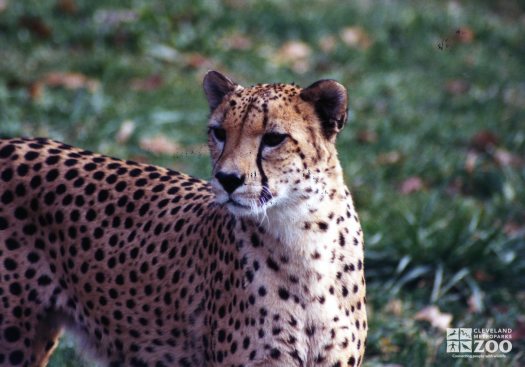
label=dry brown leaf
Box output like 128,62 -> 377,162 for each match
0,0 -> 8,13
493,148 -> 523,167
273,41 -> 312,74
131,74 -> 163,92
467,295 -> 482,314
473,270 -> 492,282
184,53 -> 214,70
56,0 -> 77,14
339,26 -> 372,50
356,130 -> 377,144
41,72 -> 99,91
445,79 -> 470,95
221,33 -> 252,50
470,130 -> 499,152
384,299 -> 403,316
27,82 -> 44,101
139,136 -> 181,156
399,176 -> 424,194
318,35 -> 337,53
414,305 -> 452,331
454,27 -> 474,43
379,337 -> 399,355
464,151 -> 478,174
19,16 -> 52,38
116,120 -> 135,144
503,221 -> 525,237
377,151 -> 402,165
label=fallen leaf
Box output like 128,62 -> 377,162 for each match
469,130 -> 499,152
356,130 -> 377,144
40,72 -> 99,91
131,74 -> 163,92
503,221 -> 525,237
56,0 -> 77,14
94,9 -> 138,27
467,295 -> 483,313
221,32 -> 252,50
445,79 -> 470,95
511,317 -> 525,341
473,270 -> 492,282
399,176 -> 424,194
273,41 -> 312,74
454,27 -> 474,43
464,151 -> 478,173
27,82 -> 44,101
318,34 -> 337,53
139,136 -> 181,156
339,26 -> 372,50
184,53 -> 214,70
414,305 -> 452,331
384,298 -> 403,316
18,16 -> 52,38
377,151 -> 402,165
379,337 -> 399,355
493,148 -> 523,167
116,120 -> 135,144
0,0 -> 8,13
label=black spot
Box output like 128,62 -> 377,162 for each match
6,238 -> 21,250
318,221 -> 328,231
270,348 -> 281,359
27,252 -> 40,263
278,287 -> 290,300
8,350 -> 23,365
266,257 -> 279,272
0,216 -> 9,230
4,258 -> 17,270
22,223 -> 37,235
45,155 -> 60,165
24,151 -> 39,161
17,164 -> 29,176
1,168 -> 14,182
46,169 -> 59,182
1,190 -> 14,204
97,190 -> 109,203
4,326 -> 20,343
9,282 -> 22,295
37,275 -> 52,286
30,175 -> 42,189
0,144 -> 15,158
174,218 -> 185,232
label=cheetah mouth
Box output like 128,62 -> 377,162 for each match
226,199 -> 251,209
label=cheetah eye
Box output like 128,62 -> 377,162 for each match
210,127 -> 226,143
262,132 -> 287,147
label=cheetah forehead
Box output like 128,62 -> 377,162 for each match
212,82 -> 313,131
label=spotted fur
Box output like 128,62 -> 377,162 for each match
0,71 -> 366,366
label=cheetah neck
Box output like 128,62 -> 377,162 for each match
264,167 -> 359,252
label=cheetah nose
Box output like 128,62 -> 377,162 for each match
215,171 -> 245,194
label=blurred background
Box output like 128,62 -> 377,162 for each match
1,0 -> 524,366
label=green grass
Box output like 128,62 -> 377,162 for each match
1,0 -> 524,366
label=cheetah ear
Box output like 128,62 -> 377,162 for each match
203,71 -> 239,112
300,80 -> 348,139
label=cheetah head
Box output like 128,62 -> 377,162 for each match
203,71 -> 348,217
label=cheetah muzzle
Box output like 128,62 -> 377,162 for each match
0,71 -> 367,367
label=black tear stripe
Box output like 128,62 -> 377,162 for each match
212,108 -> 230,173
257,102 -> 271,205
261,102 -> 269,127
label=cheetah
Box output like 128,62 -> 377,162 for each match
0,71 -> 367,366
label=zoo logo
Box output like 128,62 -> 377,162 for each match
446,328 -> 513,356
